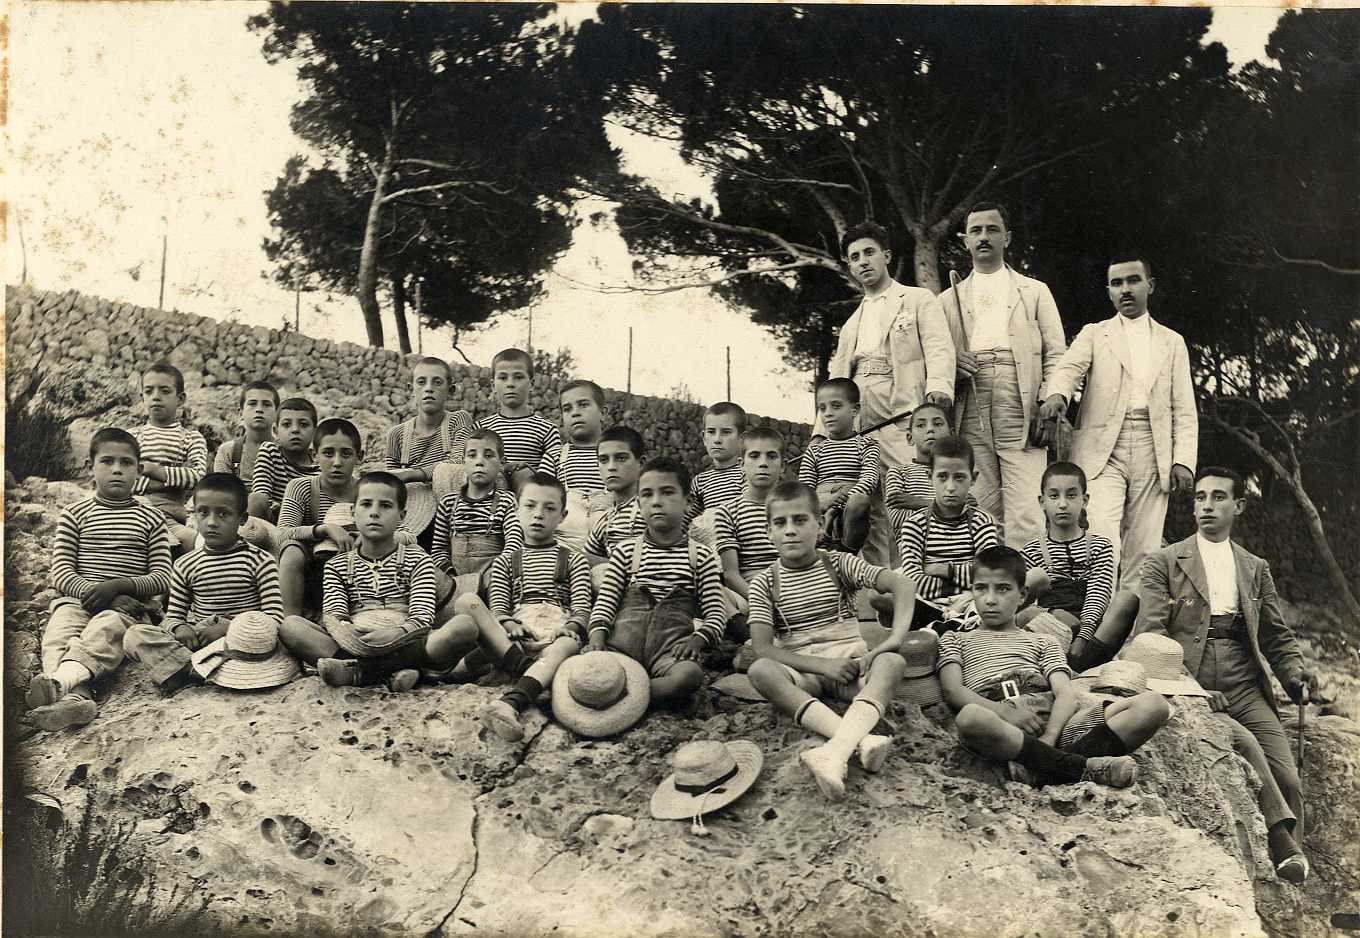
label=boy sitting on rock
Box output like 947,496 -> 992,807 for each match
939,546 -> 1169,788
130,361 -> 208,552
746,481 -> 916,799
799,378 -> 880,553
246,397 -> 319,523
27,428 -> 173,731
123,473 -> 284,694
429,429 -> 523,594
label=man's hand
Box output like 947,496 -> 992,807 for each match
674,634 -> 707,662
924,562 -> 952,579
317,524 -> 354,550
82,581 -> 127,612
1037,394 -> 1067,424
1208,690 -> 1230,713
108,595 -> 146,618
956,349 -> 978,379
1170,463 -> 1194,497
819,657 -> 860,685
1285,670 -> 1319,705
924,392 -> 953,412
1000,704 -> 1046,735
586,632 -> 608,653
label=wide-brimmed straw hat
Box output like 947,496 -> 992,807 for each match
551,652 -> 650,738
650,740 -> 763,821
1081,633 -> 1209,698
401,482 -> 438,536
432,462 -> 466,502
314,502 -> 355,555
896,631 -> 944,707
1074,659 -> 1150,702
190,612 -> 300,691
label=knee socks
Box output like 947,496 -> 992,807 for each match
498,644 -> 533,678
1017,734 -> 1088,784
795,699 -> 842,738
1065,722 -> 1128,758
823,699 -> 883,761
502,676 -> 544,714
53,661 -> 93,695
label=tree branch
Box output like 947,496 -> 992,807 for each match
1271,248 -> 1360,276
379,179 -> 511,204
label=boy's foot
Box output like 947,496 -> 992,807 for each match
25,675 -> 63,710
30,694 -> 98,733
857,734 -> 891,774
479,699 -> 526,742
1079,755 -> 1138,788
386,669 -> 420,693
800,745 -> 848,799
1007,761 -> 1038,786
159,663 -> 203,697
1275,852 -> 1310,886
317,658 -> 363,688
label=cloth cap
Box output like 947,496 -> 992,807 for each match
650,740 -> 763,820
190,612 -> 300,691
551,652 -> 650,738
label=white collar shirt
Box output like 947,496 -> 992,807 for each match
1196,533 -> 1240,617
1119,313 -> 1154,410
853,282 -> 898,357
967,267 -> 1012,351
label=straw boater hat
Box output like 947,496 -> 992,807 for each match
1080,633 -> 1210,698
401,482 -> 438,537
650,740 -> 764,827
1074,659 -> 1152,702
190,612 -> 300,691
551,652 -> 650,738
896,631 -> 944,707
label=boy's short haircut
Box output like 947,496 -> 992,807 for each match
277,397 -> 319,425
358,470 -> 407,510
492,347 -> 534,376
414,356 -> 452,382
599,426 -> 644,460
465,428 -> 505,460
741,426 -> 784,453
930,435 -> 975,471
522,470 -> 567,506
143,360 -> 186,395
971,545 -> 1027,589
1041,461 -> 1088,492
839,221 -> 891,258
705,401 -> 747,428
640,456 -> 692,496
560,378 -> 606,408
1195,465 -> 1246,500
194,472 -> 249,516
965,200 -> 1010,230
816,377 -> 861,406
1109,250 -> 1154,280
89,427 -> 140,462
765,480 -> 819,522
911,400 -> 952,425
239,380 -> 280,409
314,417 -> 363,451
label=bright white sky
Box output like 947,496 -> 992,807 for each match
4,2 -> 1282,421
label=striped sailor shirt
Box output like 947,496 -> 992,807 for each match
713,497 -> 778,580
747,550 -> 882,645
938,627 -> 1070,690
1021,531 -> 1117,640
50,495 -> 174,600
590,536 -> 727,646
897,504 -> 1000,600
539,443 -> 605,495
429,487 -> 524,573
384,411 -> 473,474
131,423 -> 208,498
884,460 -> 936,531
249,441 -> 319,515
474,413 -> 561,469
688,462 -> 745,519
485,542 -> 593,626
797,435 -> 881,498
584,495 -> 646,558
322,543 -> 439,630
161,541 -> 283,632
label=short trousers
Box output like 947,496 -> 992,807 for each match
607,585 -> 698,679
772,635 -> 870,702
513,602 -> 569,651
1009,690 -> 1110,751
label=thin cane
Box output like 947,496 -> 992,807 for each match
1296,685 -> 1309,842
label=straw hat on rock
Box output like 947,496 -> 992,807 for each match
650,740 -> 763,822
190,612 -> 300,691
1080,633 -> 1209,698
401,482 -> 438,537
551,652 -> 650,738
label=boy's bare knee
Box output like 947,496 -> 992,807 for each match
675,661 -> 705,690
279,548 -> 305,573
746,657 -> 784,692
453,593 -> 486,616
441,616 -> 478,645
1136,691 -> 1172,725
955,703 -> 993,739
868,651 -> 906,680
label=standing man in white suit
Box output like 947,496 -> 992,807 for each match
1038,252 -> 1197,586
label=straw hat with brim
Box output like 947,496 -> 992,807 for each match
432,462 -> 466,502
650,740 -> 764,820
551,652 -> 650,738
712,673 -> 766,702
898,631 -> 939,679
1080,633 -> 1210,698
314,502 -> 355,555
1073,660 -> 1150,702
401,482 -> 437,536
190,612 -> 300,691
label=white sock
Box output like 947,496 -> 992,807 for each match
796,699 -> 842,739
823,699 -> 882,761
53,661 -> 92,695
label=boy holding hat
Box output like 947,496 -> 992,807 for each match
745,481 -> 917,799
190,611 -> 300,691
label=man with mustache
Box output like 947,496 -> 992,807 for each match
1039,252 -> 1197,586
937,202 -> 1067,548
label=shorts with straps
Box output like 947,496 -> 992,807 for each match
450,532 -> 503,598
608,584 -> 697,678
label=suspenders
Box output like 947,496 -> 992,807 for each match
508,545 -> 572,607
769,551 -> 851,635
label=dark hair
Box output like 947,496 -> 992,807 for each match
492,347 -> 534,376
741,426 -> 784,453
599,426 -> 644,460
521,470 -> 567,506
276,397 -> 318,425
358,470 -> 406,510
971,545 -> 1027,589
1195,465 -> 1246,500
239,380 -> 280,409
314,417 -> 363,451
89,427 -> 139,462
964,201 -> 1010,230
1041,461 -> 1087,493
413,356 -> 452,382
911,400 -> 952,425
705,401 -> 747,428
930,435 -> 975,471
464,428 -> 505,460
840,221 -> 891,258
142,361 -> 185,395
640,456 -> 691,496
817,377 -> 860,405
1109,250 -> 1153,281
194,472 -> 248,516
766,480 -> 820,522
560,379 -> 605,408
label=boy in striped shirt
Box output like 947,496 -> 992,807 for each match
799,378 -> 880,553
939,546 -> 1169,788
27,428 -> 174,731
587,457 -> 725,706
540,379 -> 611,554
713,426 -> 785,651
430,429 -> 523,592
584,427 -> 648,589
686,401 -> 747,547
746,481 -> 916,799
122,473 -> 285,694
247,397 -> 319,522
883,401 -> 951,533
131,361 -> 208,552
476,348 -> 561,492
213,381 -> 278,483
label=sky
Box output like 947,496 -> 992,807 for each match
4,2 -> 1283,421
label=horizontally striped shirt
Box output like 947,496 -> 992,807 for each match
897,505 -> 1000,600
713,497 -> 778,580
249,441 -> 318,514
486,542 -> 593,628
939,628 -> 1069,690
884,460 -> 935,531
688,462 -> 744,519
50,495 -> 173,600
1022,532 -> 1117,639
161,541 -> 283,632
277,476 -> 342,543
384,412 -> 473,473
322,543 -> 438,630
584,495 -> 646,558
474,413 -> 561,469
539,443 -> 605,495
131,423 -> 208,497
590,536 -> 727,645
798,435 -> 880,498
429,487 -> 524,573
748,550 -> 882,644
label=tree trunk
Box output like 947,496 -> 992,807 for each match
815,308 -> 833,385
912,233 -> 942,294
356,150 -> 391,348
391,272 -> 412,355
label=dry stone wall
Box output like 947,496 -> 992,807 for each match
4,285 -> 811,474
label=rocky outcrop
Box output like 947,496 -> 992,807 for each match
6,478 -> 1359,937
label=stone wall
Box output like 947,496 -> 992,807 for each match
4,285 -> 811,474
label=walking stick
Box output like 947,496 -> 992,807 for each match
1296,685 -> 1309,842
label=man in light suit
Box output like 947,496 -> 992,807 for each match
1039,252 -> 1197,585
938,203 -> 1067,547
1135,466 -> 1318,885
